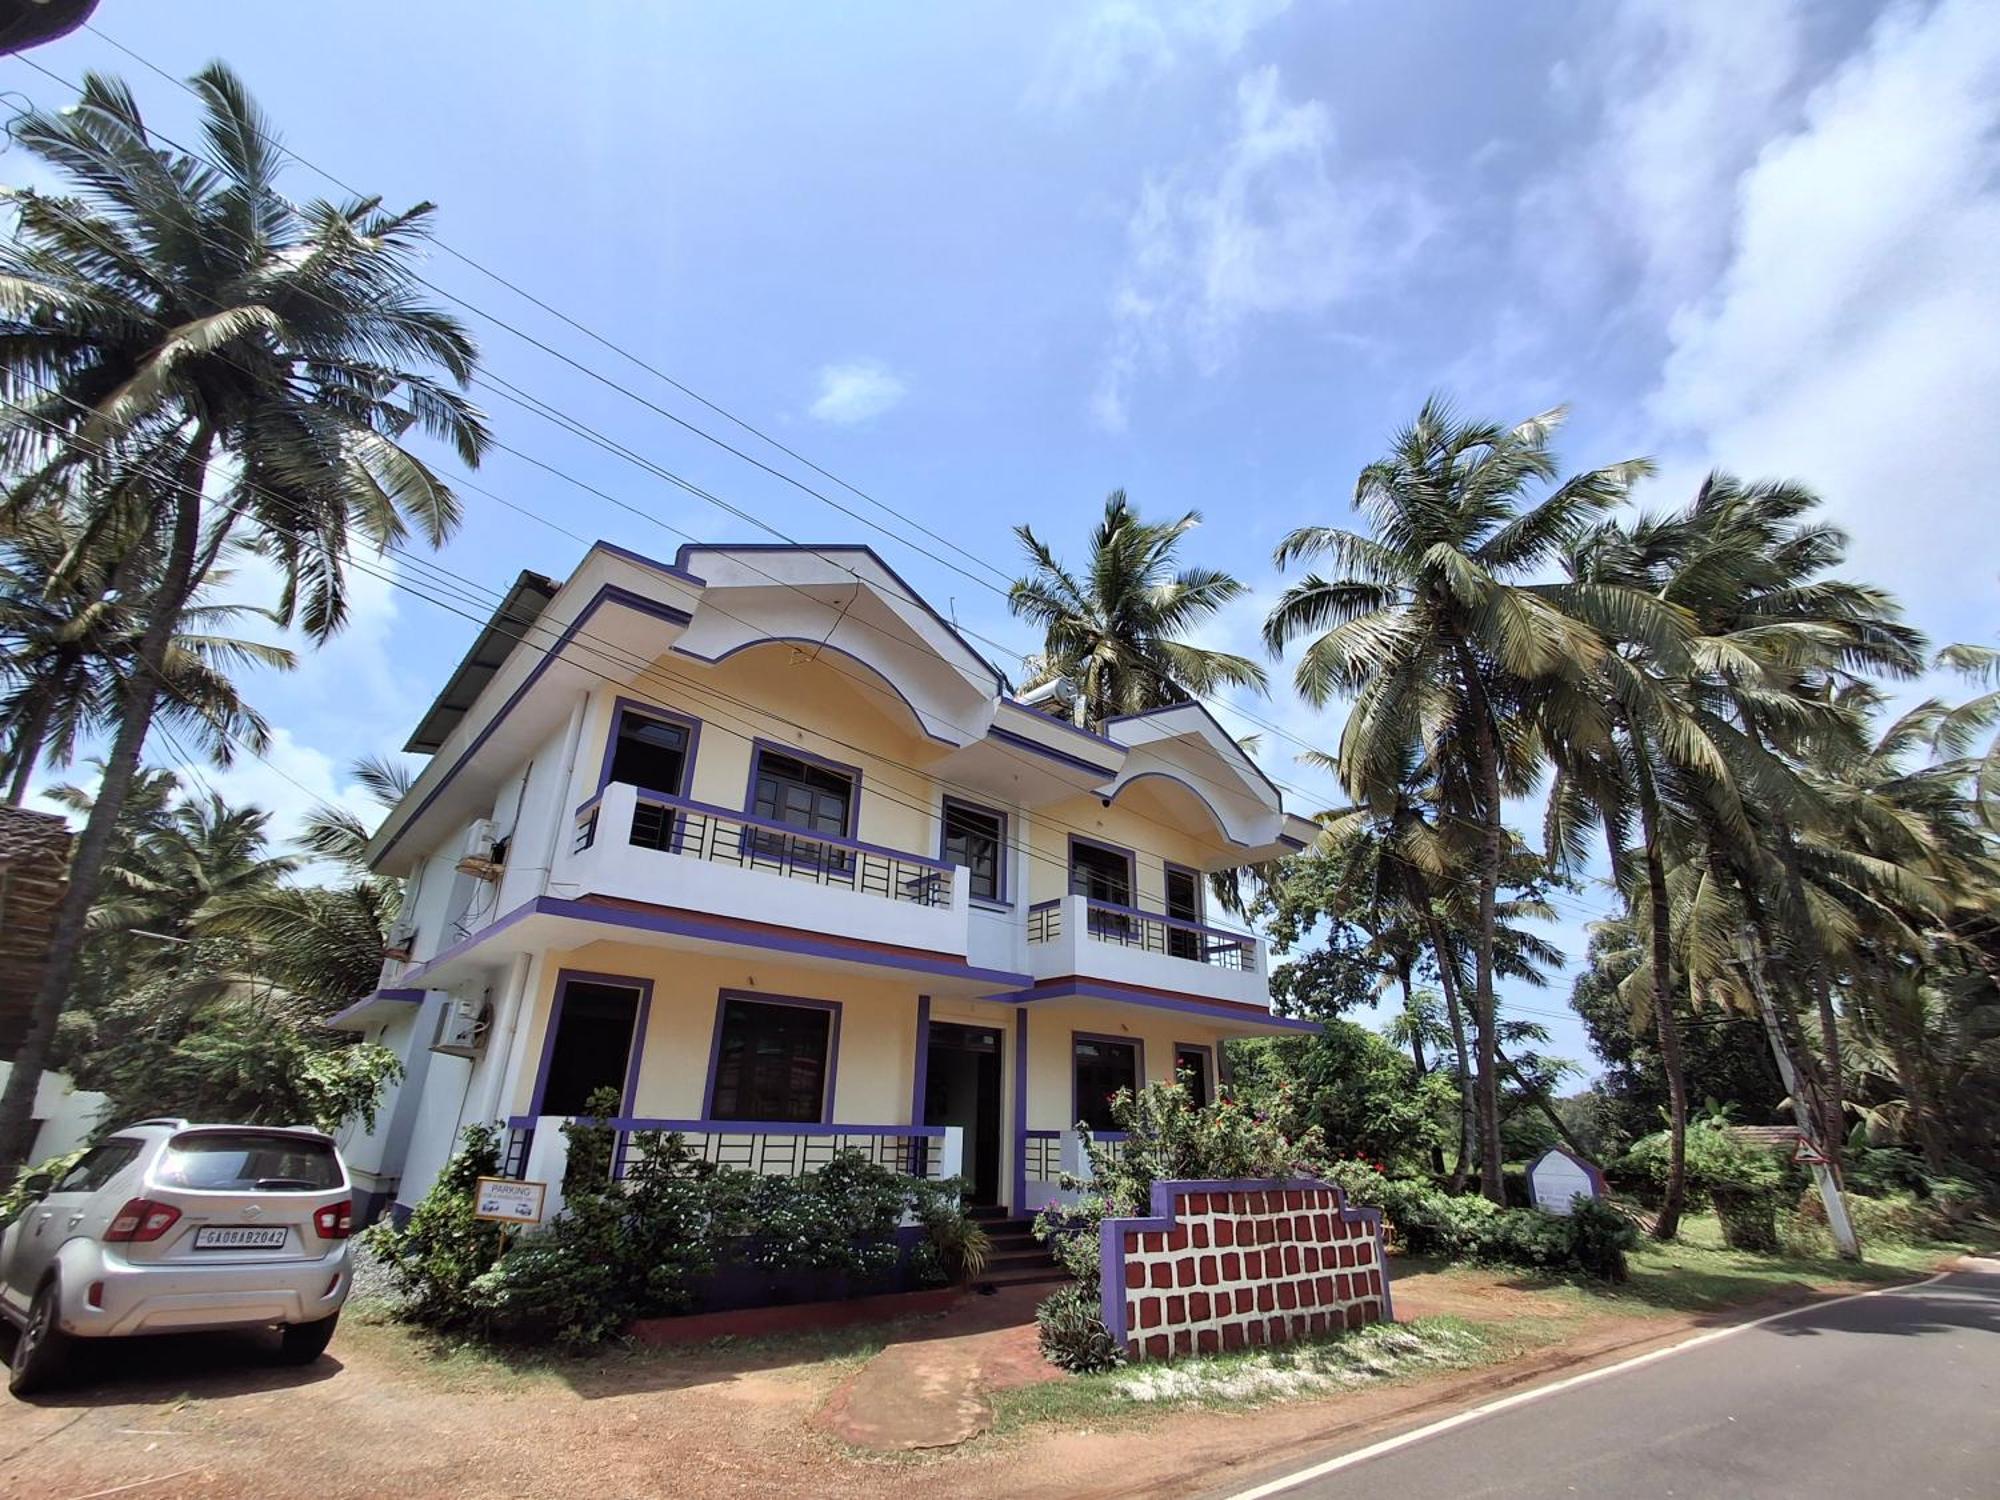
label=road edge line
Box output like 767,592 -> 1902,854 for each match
1215,1266 -> 1963,1500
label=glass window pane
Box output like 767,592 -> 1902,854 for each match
711,998 -> 833,1123
608,712 -> 689,796
1072,1037 -> 1138,1132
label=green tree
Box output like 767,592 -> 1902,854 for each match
1264,399 -> 1661,1201
1009,490 -> 1266,728
0,65 -> 485,1171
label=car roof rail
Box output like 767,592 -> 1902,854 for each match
122,1117 -> 188,1130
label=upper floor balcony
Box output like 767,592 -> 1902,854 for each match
1022,893 -> 1268,1009
558,780 -> 973,959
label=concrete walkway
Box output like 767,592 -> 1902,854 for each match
821,1285 -> 1062,1451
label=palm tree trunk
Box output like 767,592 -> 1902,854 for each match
1417,901 -> 1477,1195
4,692 -> 60,805
0,435 -> 211,1175
1448,640 -> 1507,1203
1396,962 -> 1448,1178
1628,734 -> 1688,1240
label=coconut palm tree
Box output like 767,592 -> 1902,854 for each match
1009,490 -> 1266,729
1265,398 -> 1664,1201
0,496 -> 292,803
0,65 -> 486,1171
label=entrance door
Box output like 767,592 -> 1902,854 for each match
923,1022 -> 1002,1205
1165,865 -> 1202,961
537,978 -> 643,1116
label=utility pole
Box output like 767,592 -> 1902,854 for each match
1738,927 -> 1860,1259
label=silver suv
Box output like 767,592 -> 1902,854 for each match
2,1121 -> 354,1395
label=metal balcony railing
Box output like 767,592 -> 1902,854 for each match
572,785 -> 956,908
1026,895 -> 1258,970
506,1116 -> 956,1184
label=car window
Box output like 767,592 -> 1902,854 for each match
154,1133 -> 342,1192
54,1140 -> 143,1195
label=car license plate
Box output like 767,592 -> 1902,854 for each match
193,1226 -> 288,1250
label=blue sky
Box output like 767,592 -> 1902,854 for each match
9,0 -> 1999,1076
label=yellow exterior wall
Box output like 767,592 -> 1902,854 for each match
1024,787 -> 1226,913
1022,998 -> 1229,1133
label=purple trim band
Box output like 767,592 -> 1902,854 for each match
1012,1009 -> 1029,1215
1004,980 -> 1322,1032
507,1115 -> 944,1137
396,894 -> 1036,992
1096,1177 -> 1391,1350
989,725 -> 1120,780
375,583 -> 694,864
909,995 -> 932,1175
593,538 -> 707,588
703,989 -> 843,1124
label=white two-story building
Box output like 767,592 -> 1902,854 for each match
334,541 -> 1319,1225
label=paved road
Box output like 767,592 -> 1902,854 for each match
1221,1262 -> 2000,1500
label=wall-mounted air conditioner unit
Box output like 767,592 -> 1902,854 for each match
382,914 -> 419,962
455,817 -> 500,880
432,993 -> 490,1057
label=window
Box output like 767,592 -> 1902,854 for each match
607,708 -> 693,797
1069,840 -> 1133,906
540,979 -> 643,1117
54,1139 -> 142,1195
1165,865 -> 1202,961
709,996 -> 836,1123
1072,1035 -> 1140,1133
1174,1046 -> 1212,1106
752,750 -> 854,839
941,800 -> 1005,903
155,1132 -> 344,1192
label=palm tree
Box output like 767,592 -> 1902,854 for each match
0,65 -> 487,1172
1009,491 -> 1266,728
1265,398 -> 1663,1201
0,497 -> 293,803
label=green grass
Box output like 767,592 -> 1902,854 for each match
991,1317 -> 1533,1433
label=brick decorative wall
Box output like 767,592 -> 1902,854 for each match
1098,1177 -> 1392,1362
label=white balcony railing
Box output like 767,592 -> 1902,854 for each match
1024,894 -> 1268,1006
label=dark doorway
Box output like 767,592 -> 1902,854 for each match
923,1022 -> 1002,1204
1165,864 -> 1202,961
538,979 -> 642,1116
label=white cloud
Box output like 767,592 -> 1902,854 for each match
807,360 -> 908,425
1029,0 -> 1293,110
1646,0 -> 2000,637
1094,66 -> 1438,430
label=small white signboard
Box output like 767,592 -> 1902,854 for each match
1527,1148 -> 1603,1216
474,1176 -> 547,1225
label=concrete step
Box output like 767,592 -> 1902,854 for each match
978,1263 -> 1071,1289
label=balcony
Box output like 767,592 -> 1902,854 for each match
1024,894 -> 1268,1008
558,782 -> 971,957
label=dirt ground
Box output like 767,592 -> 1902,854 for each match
0,1265 -> 1897,1500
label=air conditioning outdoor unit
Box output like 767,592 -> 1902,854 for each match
455,817 -> 501,880
381,914 -> 419,962
432,993 -> 490,1057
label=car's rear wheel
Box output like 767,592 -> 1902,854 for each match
9,1279 -> 75,1396
276,1311 -> 338,1365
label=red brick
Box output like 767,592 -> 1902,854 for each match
1232,1192 -> 1252,1213
1303,1246 -> 1320,1273
1125,1262 -> 1146,1290
1151,1262 -> 1173,1289
1125,1231 -> 1141,1255
1277,1282 -> 1297,1310
1144,1232 -> 1164,1254
1173,1329 -> 1193,1356
1259,1220 -> 1277,1245
1295,1214 -> 1312,1239
1267,1316 -> 1290,1344
1336,1273 -> 1351,1300
1247,1320 -> 1267,1346
1284,1246 -> 1302,1276
1286,1190 -> 1305,1210
1241,1250 -> 1261,1279
1168,1227 -> 1190,1252
1369,1269 -> 1383,1296
1167,1294 -> 1186,1324
1235,1287 -> 1255,1314
1215,1219 -> 1235,1248
1338,1244 -> 1356,1268
1199,1256 -> 1219,1286
1313,1213 -> 1331,1238
1192,1223 -> 1209,1249
1344,1305 -> 1366,1331
1221,1252 -> 1241,1280
1197,1328 -> 1221,1354
1310,1311 -> 1331,1335
1126,1339 -> 1141,1360
1140,1297 -> 1160,1329
1256,1284 -> 1276,1313
1189,1291 -> 1211,1321
1177,1258 -> 1196,1288
1146,1335 -> 1170,1360
1221,1322 -> 1246,1351
1187,1193 -> 1209,1214
1298,1279 -> 1317,1308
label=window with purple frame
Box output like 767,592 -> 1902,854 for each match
1073,1035 -> 1139,1132
709,997 -> 834,1123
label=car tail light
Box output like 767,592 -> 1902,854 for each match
313,1201 -> 353,1240
105,1198 -> 181,1243
87,1281 -> 105,1309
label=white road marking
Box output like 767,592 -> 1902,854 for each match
1216,1264 -> 1988,1500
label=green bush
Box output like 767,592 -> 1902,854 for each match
1622,1122 -> 1783,1206
1036,1281 -> 1122,1373
1332,1164 -> 1633,1280
364,1123 -> 509,1328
